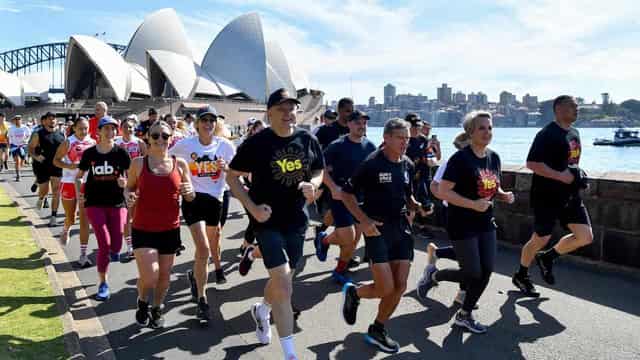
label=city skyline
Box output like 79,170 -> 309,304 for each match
1,0 -> 639,104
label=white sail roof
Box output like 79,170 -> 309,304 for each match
0,71 -> 24,106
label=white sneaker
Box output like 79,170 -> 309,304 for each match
36,198 -> 44,210
250,302 -> 272,344
454,290 -> 466,305
59,226 -> 70,246
78,254 -> 93,268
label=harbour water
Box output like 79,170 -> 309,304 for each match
366,127 -> 640,174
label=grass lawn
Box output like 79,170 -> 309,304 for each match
0,187 -> 67,360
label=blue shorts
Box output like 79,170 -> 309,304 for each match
10,145 -> 26,159
255,226 -> 307,270
330,199 -> 356,228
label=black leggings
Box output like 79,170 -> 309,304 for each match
434,230 -> 496,312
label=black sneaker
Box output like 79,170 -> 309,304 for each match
43,198 -> 49,208
347,256 -> 360,269
365,324 -> 400,353
187,270 -> 198,302
535,252 -> 556,285
196,297 -> 210,326
149,306 -> 165,329
454,310 -> 487,334
30,183 -> 37,193
512,273 -> 540,298
239,247 -> 254,276
215,268 -> 227,284
341,282 -> 359,325
293,304 -> 301,321
135,299 -> 150,326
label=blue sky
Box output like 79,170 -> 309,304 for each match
2,0 -> 639,104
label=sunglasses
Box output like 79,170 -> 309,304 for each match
150,132 -> 171,140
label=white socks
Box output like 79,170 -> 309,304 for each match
280,335 -> 296,360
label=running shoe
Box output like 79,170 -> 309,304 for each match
96,282 -> 110,301
175,244 -> 185,257
250,302 -> 272,344
30,183 -> 37,193
416,265 -> 438,300
196,297 -> 210,326
187,270 -> 198,302
109,252 -> 120,263
341,282 -> 359,325
59,226 -> 70,246
454,310 -> 487,334
48,215 -> 57,227
135,299 -> 150,326
121,249 -> 135,263
331,269 -> 352,286
215,269 -> 227,284
239,246 -> 255,276
512,273 -> 541,298
15,175 -> 20,182
77,254 -> 93,268
149,305 -> 165,329
314,231 -> 329,262
365,324 -> 400,353
347,256 -> 360,269
535,252 -> 556,285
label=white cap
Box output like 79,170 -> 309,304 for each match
126,114 -> 138,122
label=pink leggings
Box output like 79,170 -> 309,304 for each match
86,207 -> 127,273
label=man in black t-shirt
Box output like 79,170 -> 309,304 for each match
227,88 -> 324,360
28,112 -> 65,227
513,95 -> 593,297
340,118 -> 421,354
317,110 -> 377,284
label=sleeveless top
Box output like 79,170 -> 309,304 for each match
132,156 -> 181,232
61,135 -> 96,183
38,127 -> 65,163
116,136 -> 142,159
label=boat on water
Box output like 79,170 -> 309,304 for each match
593,128 -> 640,146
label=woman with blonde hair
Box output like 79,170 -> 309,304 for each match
417,111 -> 515,334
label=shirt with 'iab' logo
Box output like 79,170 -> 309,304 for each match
230,128 -> 324,230
79,145 -> 131,208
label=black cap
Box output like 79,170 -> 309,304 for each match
196,105 -> 218,120
148,108 -> 158,115
348,110 -> 370,122
267,88 -> 301,109
405,113 -> 423,127
323,109 -> 337,119
44,111 -> 56,119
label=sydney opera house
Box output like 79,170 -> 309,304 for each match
0,8 -> 324,125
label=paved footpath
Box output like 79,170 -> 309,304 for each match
2,169 -> 639,360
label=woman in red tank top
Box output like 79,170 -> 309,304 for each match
126,120 -> 195,328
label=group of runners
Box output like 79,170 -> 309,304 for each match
0,91 -> 593,359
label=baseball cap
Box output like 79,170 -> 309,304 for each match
148,108 -> 158,116
323,109 -> 337,119
44,111 -> 56,119
197,105 -> 218,120
12,114 -> 22,120
98,116 -> 118,129
267,88 -> 301,109
126,114 -> 138,122
348,110 -> 370,122
247,117 -> 258,127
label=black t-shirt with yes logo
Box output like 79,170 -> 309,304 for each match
527,121 -> 581,208
443,146 -> 502,237
230,128 -> 324,230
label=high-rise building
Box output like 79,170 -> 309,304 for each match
454,91 -> 466,104
602,93 -> 610,105
384,84 -> 396,107
437,83 -> 452,104
499,91 -> 516,106
477,92 -> 488,105
369,96 -> 376,107
522,93 -> 539,109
